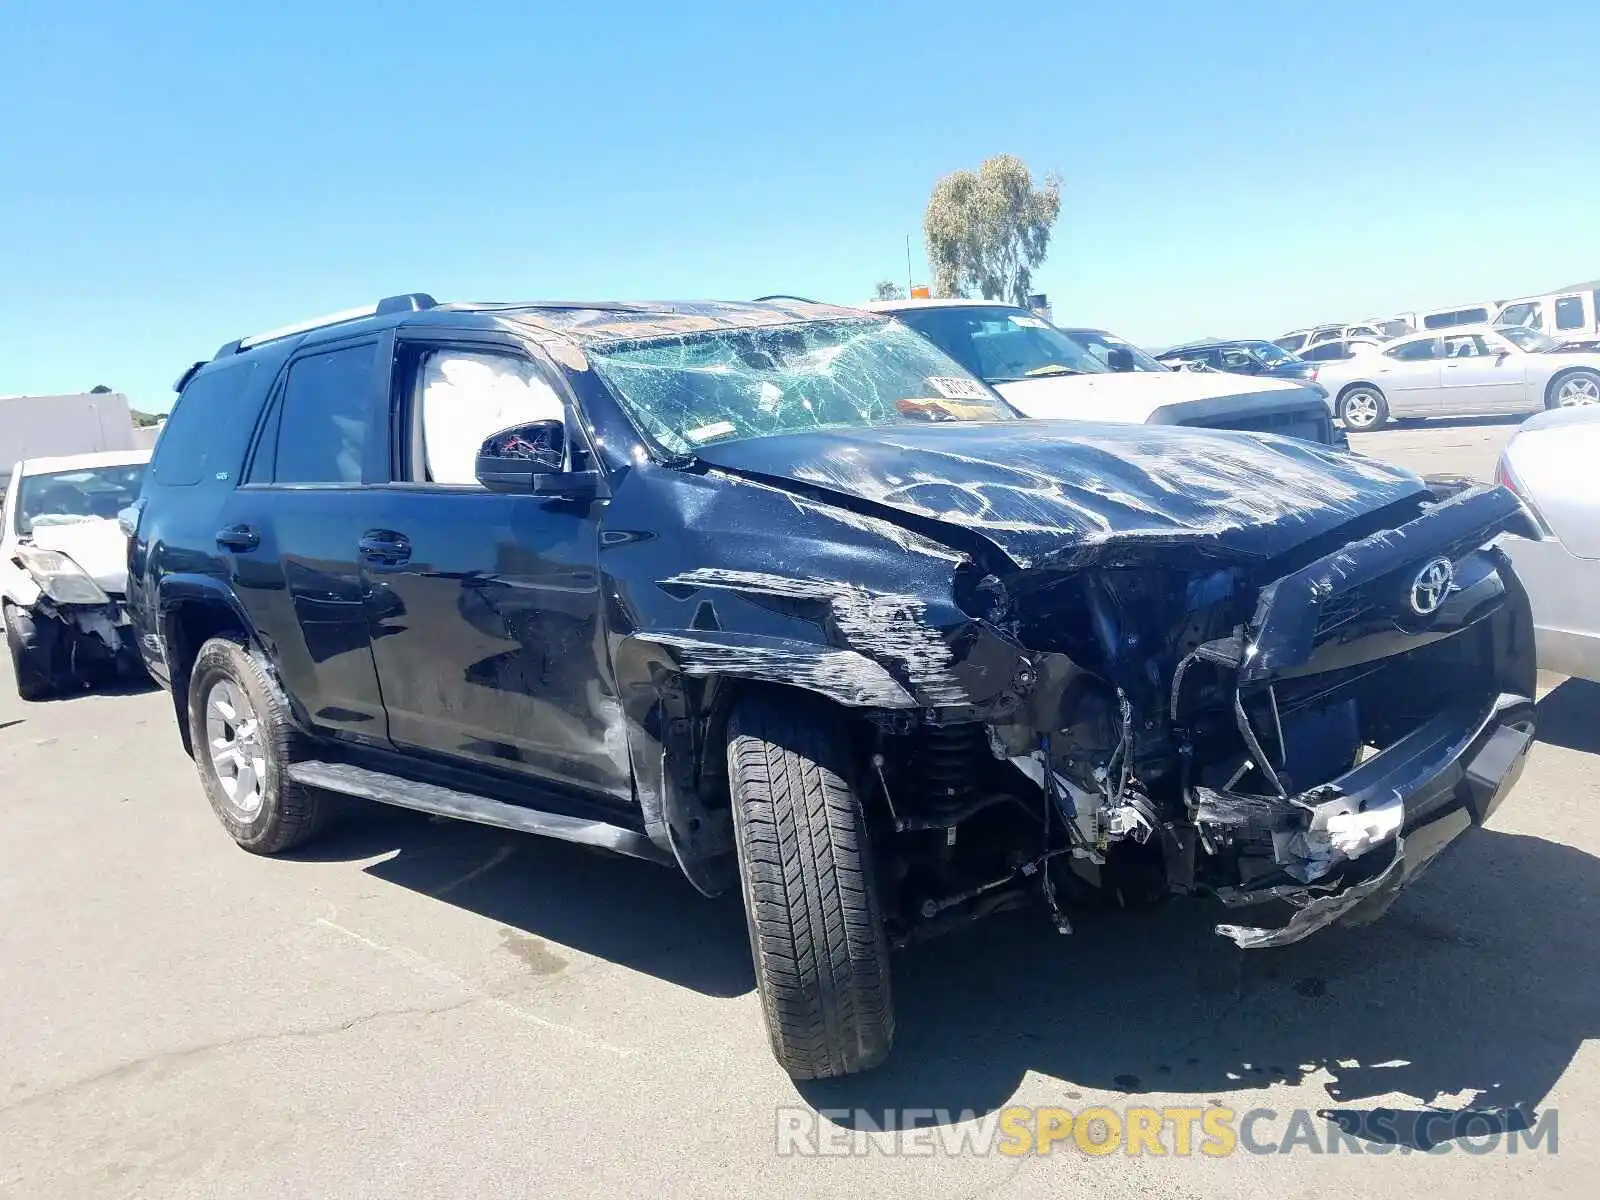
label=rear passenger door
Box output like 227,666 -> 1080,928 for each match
357,332 -> 628,806
1372,337 -> 1444,415
216,335 -> 394,742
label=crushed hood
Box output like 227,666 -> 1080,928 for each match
994,370 -> 1318,423
692,421 -> 1427,571
25,518 -> 130,593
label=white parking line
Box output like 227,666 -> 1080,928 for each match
429,842 -> 518,898
314,917 -> 633,1057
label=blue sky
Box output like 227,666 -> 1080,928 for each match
2,0 -> 1597,413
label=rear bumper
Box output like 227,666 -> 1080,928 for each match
1213,691 -> 1536,948
1501,533 -> 1600,683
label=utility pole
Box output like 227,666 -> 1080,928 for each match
905,234 -> 913,296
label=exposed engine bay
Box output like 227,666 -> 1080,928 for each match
831,485 -> 1538,949
629,422 -> 1539,953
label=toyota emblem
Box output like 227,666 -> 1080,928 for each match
1409,557 -> 1454,616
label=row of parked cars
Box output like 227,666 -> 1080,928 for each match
2,290 -> 1590,1084
1160,324 -> 1600,430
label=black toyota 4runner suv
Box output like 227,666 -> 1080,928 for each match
128,294 -> 1538,1080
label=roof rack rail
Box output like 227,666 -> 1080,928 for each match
212,293 -> 438,359
753,293 -> 819,304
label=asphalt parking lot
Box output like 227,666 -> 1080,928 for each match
3,417 -> 1596,1199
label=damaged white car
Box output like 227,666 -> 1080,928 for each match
2,450 -> 150,699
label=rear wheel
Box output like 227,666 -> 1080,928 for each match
4,604 -> 54,701
1338,385 -> 1388,431
726,691 -> 894,1080
187,636 -> 328,854
1547,368 -> 1600,409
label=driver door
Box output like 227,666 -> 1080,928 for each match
359,334 -> 630,806
1438,333 -> 1525,412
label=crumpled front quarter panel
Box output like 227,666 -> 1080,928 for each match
599,464 -> 1028,713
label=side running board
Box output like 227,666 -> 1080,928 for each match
286,760 -> 672,866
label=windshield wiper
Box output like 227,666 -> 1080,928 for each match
1024,364 -> 1085,377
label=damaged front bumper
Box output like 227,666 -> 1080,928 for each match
1208,690 -> 1535,948
17,596 -> 140,680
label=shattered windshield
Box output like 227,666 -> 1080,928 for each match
1064,328 -> 1169,372
586,318 -> 1016,454
890,305 -> 1111,381
16,464 -> 147,534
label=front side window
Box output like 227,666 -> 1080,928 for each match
891,307 -> 1110,381
587,318 -> 1013,455
1218,347 -> 1260,372
151,360 -> 260,487
1061,328 -> 1167,372
1500,325 -> 1557,352
1386,337 -> 1441,362
1249,341 -> 1297,366
1497,301 -> 1541,330
1274,333 -> 1308,352
15,464 -> 147,535
415,350 -> 566,484
273,343 -> 378,485
1555,295 -> 1586,331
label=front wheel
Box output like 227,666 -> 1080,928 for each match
726,691 -> 894,1080
4,604 -> 54,701
1338,385 -> 1388,431
187,636 -> 328,854
1548,368 -> 1600,409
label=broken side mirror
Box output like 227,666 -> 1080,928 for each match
1106,347 -> 1135,372
474,420 -> 606,499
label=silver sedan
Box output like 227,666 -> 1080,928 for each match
1497,405 -> 1600,681
1315,324 -> 1600,430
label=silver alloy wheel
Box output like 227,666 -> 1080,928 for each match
1556,374 -> 1600,406
1342,390 -> 1381,428
205,678 -> 266,820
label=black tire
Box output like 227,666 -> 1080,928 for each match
4,603 -> 54,701
1545,368 -> 1600,410
187,636 -> 327,854
726,691 -> 894,1080
1337,384 -> 1389,431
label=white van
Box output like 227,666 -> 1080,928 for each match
1383,301 -> 1501,333
1495,286 -> 1600,340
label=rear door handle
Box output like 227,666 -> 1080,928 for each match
216,525 -> 260,552
359,530 -> 411,567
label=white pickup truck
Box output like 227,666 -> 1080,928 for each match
868,299 -> 1345,448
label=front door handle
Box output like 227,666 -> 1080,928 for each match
358,530 -> 412,567
216,525 -> 260,552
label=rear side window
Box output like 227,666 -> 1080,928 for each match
150,360 -> 260,487
272,343 -> 379,484
1387,337 -> 1440,361
1301,342 -> 1345,361
1423,308 -> 1488,329
1555,296 -> 1586,331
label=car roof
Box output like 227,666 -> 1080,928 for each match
17,448 -> 152,476
1160,338 -> 1268,354
1393,323 -> 1506,341
186,298 -> 880,389
487,298 -> 871,342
